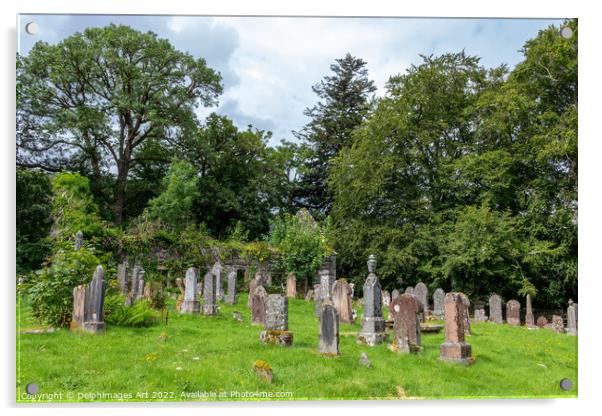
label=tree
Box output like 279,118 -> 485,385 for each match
17,24 -> 223,224
294,54 -> 376,217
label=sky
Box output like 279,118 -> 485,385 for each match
17,15 -> 565,147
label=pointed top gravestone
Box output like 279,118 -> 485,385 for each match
180,267 -> 200,313
320,304 -> 340,355
439,292 -> 473,364
488,294 -> 503,324
525,294 -> 535,327
433,288 -> 445,319
414,282 -> 429,322
357,254 -> 387,346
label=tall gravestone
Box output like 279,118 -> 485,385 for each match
315,270 -> 331,317
251,285 -> 267,325
71,265 -> 106,333
212,262 -> 224,302
260,294 -> 293,346
388,293 -> 422,353
459,293 -> 471,336
357,255 -> 387,346
320,304 -> 340,355
332,279 -> 354,324
117,261 -> 129,295
175,277 -> 185,311
433,288 -> 445,319
286,272 -> 297,298
225,268 -> 238,304
248,272 -> 262,308
506,300 -> 521,326
414,282 -> 429,322
439,292 -> 473,364
488,294 -> 503,324
203,271 -> 218,315
180,267 -> 200,313
567,299 -> 577,336
525,294 -> 535,327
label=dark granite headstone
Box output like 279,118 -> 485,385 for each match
357,254 -> 387,346
320,304 -> 339,355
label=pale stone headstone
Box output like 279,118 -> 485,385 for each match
414,282 -> 429,322
405,286 -> 414,295
332,279 -> 354,324
225,268 -> 237,304
388,293 -> 422,353
320,304 -> 339,355
473,304 -> 488,322
488,294 -> 503,324
315,270 -> 331,317
433,288 -> 445,319
567,299 -> 577,336
202,272 -> 218,315
71,265 -> 106,333
117,261 -> 129,295
525,294 -> 535,327
357,255 -> 387,346
459,293 -> 471,335
349,283 -> 355,299
180,267 -> 200,313
260,294 -> 293,346
211,262 -> 224,302
391,289 -> 400,300
286,272 -> 297,298
439,292 -> 473,364
506,299 -> 521,326
552,315 -> 564,333
382,290 -> 391,308
536,316 -> 548,328
251,285 -> 267,325
74,230 -> 83,251
247,272 -> 261,308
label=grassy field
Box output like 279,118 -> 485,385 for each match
16,294 -> 577,402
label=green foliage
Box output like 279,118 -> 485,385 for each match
104,295 -> 160,327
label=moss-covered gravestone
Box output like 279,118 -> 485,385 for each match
260,294 -> 293,346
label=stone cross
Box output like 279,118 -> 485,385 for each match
388,293 -> 422,353
439,292 -> 473,364
332,279 -> 354,324
433,288 -> 445,319
459,293 -> 471,336
260,294 -> 293,346
320,304 -> 339,355
74,230 -> 84,251
552,315 -> 564,333
286,272 -> 297,298
567,299 -> 577,336
251,285 -> 267,325
71,265 -> 106,333
180,267 -> 200,313
202,271 -> 218,315
488,294 -> 503,324
414,282 -> 429,322
525,294 -> 535,327
117,261 -> 129,295
506,299 -> 521,326
356,255 -> 387,346
225,268 -> 238,304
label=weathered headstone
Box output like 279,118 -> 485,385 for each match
357,255 -> 387,346
433,288 -> 445,319
488,294 -> 503,324
388,293 -> 422,353
506,299 -> 521,326
473,304 -> 488,322
391,289 -> 400,300
180,267 -> 200,313
175,278 -> 185,311
552,315 -> 564,333
74,230 -> 84,251
349,283 -> 355,298
315,270 -> 331,317
71,265 -> 106,333
382,290 -> 391,308
439,292 -> 473,364
459,293 -> 471,336
567,299 -> 577,336
117,261 -> 128,295
536,316 -> 548,328
414,282 -> 429,322
225,268 -> 238,304
286,272 -> 297,298
305,289 -> 314,301
260,294 -> 293,346
251,285 -> 267,325
405,286 -> 414,295
525,294 -> 535,327
320,304 -> 340,355
332,278 -> 354,324
248,272 -> 261,308
212,262 -> 224,302
202,271 -> 218,315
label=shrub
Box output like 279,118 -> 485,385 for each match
104,294 -> 160,327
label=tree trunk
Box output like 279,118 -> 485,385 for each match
113,166 -> 128,225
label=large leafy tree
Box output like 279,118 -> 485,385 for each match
17,24 -> 223,224
294,53 -> 376,217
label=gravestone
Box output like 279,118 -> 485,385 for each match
433,288 -> 445,319
459,293 -> 471,336
286,272 -> 297,298
332,279 -> 354,324
414,282 -> 429,322
251,285 -> 267,325
488,294 -> 503,324
260,294 -> 293,346
117,261 -> 129,295
382,290 -> 391,308
212,262 -> 224,302
74,230 -> 83,251
536,316 -> 548,328
349,283 -> 355,298
388,293 -> 422,353
305,289 -> 314,301
552,315 -> 564,333
320,304 -> 340,355
525,294 -> 535,327
247,272 -> 262,308
567,299 -> 577,336
180,267 -> 200,313
225,268 -> 238,304
356,255 -> 387,346
473,304 -> 488,322
506,300 -> 521,326
202,272 -> 218,315
175,278 -> 185,311
391,289 -> 400,300
315,270 -> 331,317
405,286 -> 414,295
71,265 -> 106,333
439,292 -> 473,364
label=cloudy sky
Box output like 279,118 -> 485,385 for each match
18,15 -> 564,146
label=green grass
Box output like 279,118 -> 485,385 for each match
16,294 -> 577,402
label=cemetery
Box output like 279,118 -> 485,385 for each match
16,18 -> 577,402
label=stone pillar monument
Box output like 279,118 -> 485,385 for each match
356,254 -> 387,346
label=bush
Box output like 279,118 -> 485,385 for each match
104,294 -> 160,327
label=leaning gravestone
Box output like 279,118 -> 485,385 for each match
488,294 -> 503,324
225,268 -> 238,305
506,300 -> 521,326
286,272 -> 297,298
552,315 -> 564,333
260,294 -> 293,346
536,316 -> 548,328
332,278 -> 354,324
525,294 -> 535,327
405,286 -> 414,295
202,271 -> 218,316
567,300 -> 577,336
117,261 -> 129,295
388,293 -> 422,353
251,285 -> 267,325
439,292 -> 473,364
71,265 -> 106,333
319,304 -> 339,355
433,288 -> 445,319
356,255 -> 387,346
180,267 -> 200,313
414,282 -> 429,322
459,293 -> 471,335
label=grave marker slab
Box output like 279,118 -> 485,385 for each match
388,293 -> 422,353
488,294 -> 503,324
202,271 -> 218,315
251,285 -> 267,325
506,299 -> 521,326
225,268 -> 238,304
320,304 -> 339,355
439,292 -> 473,364
332,279 -> 354,324
180,267 -> 200,313
260,294 -> 293,346
433,288 -> 445,319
